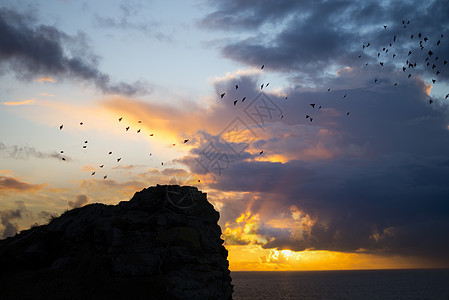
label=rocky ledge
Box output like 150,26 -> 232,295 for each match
0,185 -> 233,300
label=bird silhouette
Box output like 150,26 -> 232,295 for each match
408,51 -> 412,55
62,157 -> 66,161
233,100 -> 238,106
221,93 -> 225,98
261,65 -> 264,69
126,126 -> 130,131
259,151 -> 264,155
91,172 -> 95,176
444,60 -> 447,65
83,145 -> 87,149
375,78 -> 378,83
109,151 -> 112,155
380,62 -> 384,66
437,40 -> 441,46
137,129 -> 141,133
347,112 -> 350,116
84,141 -> 88,143
432,79 -> 436,83
310,103 -> 315,108
60,125 -> 63,130
266,83 -> 270,87
236,84 -> 238,89
242,97 -> 246,102
138,120 -> 142,123
310,117 -> 313,122
429,99 -> 433,104
184,139 -> 189,143
445,94 -> 449,99
328,88 -> 331,92
394,83 -> 398,86
305,115 -> 310,119
408,74 -> 412,78
428,50 -> 433,56
424,37 -> 428,42
149,133 -> 154,136
103,175 -> 107,179
99,165 -> 104,168
117,158 -> 121,162
119,117 -> 122,122
60,150 -> 64,153
261,84 -> 264,90
343,94 -> 347,98
80,122 -> 83,125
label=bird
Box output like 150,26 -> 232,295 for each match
149,133 -> 154,136
126,126 -> 130,131
83,145 -> 87,149
383,25 -> 387,29
393,54 -> 396,58
108,151 -> 112,155
375,78 -> 378,83
103,175 -> 107,179
236,84 -> 238,89
281,115 -> 284,119
328,88 -> 331,92
184,139 -> 189,143
221,93 -> 225,98
62,157 -> 66,161
59,125 -> 63,130
343,93 -> 347,98
445,94 -> 449,99
117,158 -> 121,162
91,172 -> 95,176
285,97 -> 288,99
99,165 -> 104,168
310,117 -> 313,122
233,100 -> 238,106
137,129 -> 141,133
424,37 -> 428,42
347,112 -> 350,116
411,34 -> 414,39
437,71 -> 440,75
310,103 -> 315,108
418,33 -> 422,38
80,122 -> 83,125
429,99 -> 433,104
138,120 -> 142,123
119,117 -> 122,122
318,105 -> 322,109
261,65 -> 264,69
408,74 -> 412,78
84,140 -> 88,143
403,67 -> 406,72
432,79 -> 436,83
366,43 -> 370,47
408,51 -> 412,56
444,60 -> 447,65
261,84 -> 264,90
242,97 -> 246,102
259,151 -> 264,155
428,50 -> 433,56
161,162 -> 164,165
437,40 -> 441,46
60,150 -> 64,153
265,83 -> 270,87
380,62 -> 384,66
393,36 -> 397,42
305,115 -> 310,119
394,83 -> 398,86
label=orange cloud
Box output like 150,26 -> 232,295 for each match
34,76 -> 56,83
3,99 -> 36,106
0,176 -> 46,192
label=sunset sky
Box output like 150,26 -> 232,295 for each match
1,0 -> 449,271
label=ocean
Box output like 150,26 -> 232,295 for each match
231,269 -> 449,300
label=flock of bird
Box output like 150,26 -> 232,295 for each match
58,20 -> 448,180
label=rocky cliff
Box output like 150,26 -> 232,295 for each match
0,185 -> 233,300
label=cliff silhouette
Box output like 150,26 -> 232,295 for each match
0,185 -> 233,300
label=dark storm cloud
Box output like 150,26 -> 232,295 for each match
201,0 -> 449,84
179,57 -> 449,263
0,7 -> 148,95
0,201 -> 28,239
0,142 -> 70,161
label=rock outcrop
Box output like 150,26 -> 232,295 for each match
0,185 -> 233,300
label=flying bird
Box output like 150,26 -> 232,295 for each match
305,115 -> 310,119
259,151 -> 264,155
91,172 -> 95,176
408,51 -> 412,56
233,100 -> 238,106
109,151 -> 112,155
445,94 -> 449,99
103,175 -> 107,179
428,50 -> 433,56
310,103 -> 315,108
261,65 -> 264,69
429,99 -> 433,104
137,129 -> 141,133
60,150 -> 64,153
261,84 -> 264,90
437,40 -> 441,45
432,79 -> 436,83
149,133 -> 154,136
242,97 -> 246,102
347,112 -> 350,116
310,117 -> 313,122
62,157 -> 66,161
394,83 -> 398,86
119,117 -> 122,122
59,125 -> 63,130
380,62 -> 384,66
265,83 -> 270,87
328,88 -> 331,92
343,94 -> 347,98
408,74 -> 412,78
183,139 -> 189,143
383,25 -> 387,29
117,158 -> 121,162
375,78 -> 378,83
80,122 -> 83,125
99,165 -> 104,168
444,60 -> 447,65
126,126 -> 130,131
138,120 -> 142,123
83,145 -> 87,149
424,37 -> 428,42
236,84 -> 238,89
220,93 -> 225,98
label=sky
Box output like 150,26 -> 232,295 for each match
1,0 -> 449,271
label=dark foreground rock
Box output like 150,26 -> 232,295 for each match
0,185 -> 233,300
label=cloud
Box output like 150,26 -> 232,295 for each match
3,99 -> 36,106
68,194 -> 89,209
0,201 -> 28,239
34,76 -> 55,83
0,175 -> 46,192
0,142 -> 70,161
0,7 -> 149,96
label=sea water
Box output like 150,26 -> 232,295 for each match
231,269 -> 449,300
